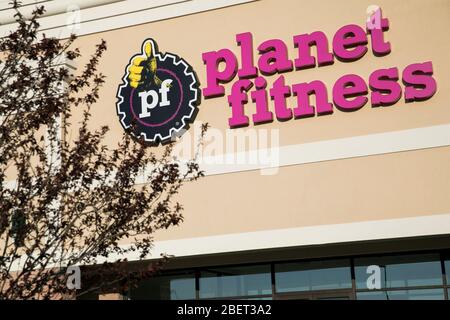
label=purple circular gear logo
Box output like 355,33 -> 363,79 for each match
116,39 -> 200,144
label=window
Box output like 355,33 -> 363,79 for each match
357,289 -> 445,300
129,272 -> 196,300
127,250 -> 449,300
199,265 -> 271,299
354,253 -> 442,289
275,259 -> 352,293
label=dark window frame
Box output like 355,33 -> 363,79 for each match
126,248 -> 450,300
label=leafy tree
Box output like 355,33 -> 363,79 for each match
0,1 -> 206,299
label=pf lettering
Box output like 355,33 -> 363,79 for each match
138,79 -> 173,118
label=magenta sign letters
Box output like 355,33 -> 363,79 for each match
201,9 -> 437,128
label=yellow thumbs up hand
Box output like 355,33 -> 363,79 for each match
128,41 -> 157,89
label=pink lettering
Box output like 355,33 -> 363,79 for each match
202,49 -> 238,98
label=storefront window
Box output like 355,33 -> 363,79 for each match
275,259 -> 352,293
129,272 -> 196,300
354,253 -> 443,289
199,265 -> 271,299
357,289 -> 445,300
127,251 -> 449,300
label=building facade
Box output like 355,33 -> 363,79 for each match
2,0 -> 450,300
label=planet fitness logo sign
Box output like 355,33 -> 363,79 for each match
116,39 -> 200,143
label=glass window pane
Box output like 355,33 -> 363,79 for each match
199,265 -> 271,299
354,253 -> 442,289
356,291 -> 388,300
275,259 -> 351,293
130,273 -> 196,300
357,289 -> 445,300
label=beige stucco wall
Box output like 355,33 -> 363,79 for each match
69,0 -> 450,242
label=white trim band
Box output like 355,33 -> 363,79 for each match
137,213 -> 450,260
5,124 -> 450,188
9,212 -> 450,270
198,124 -> 450,176
0,0 -> 256,38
